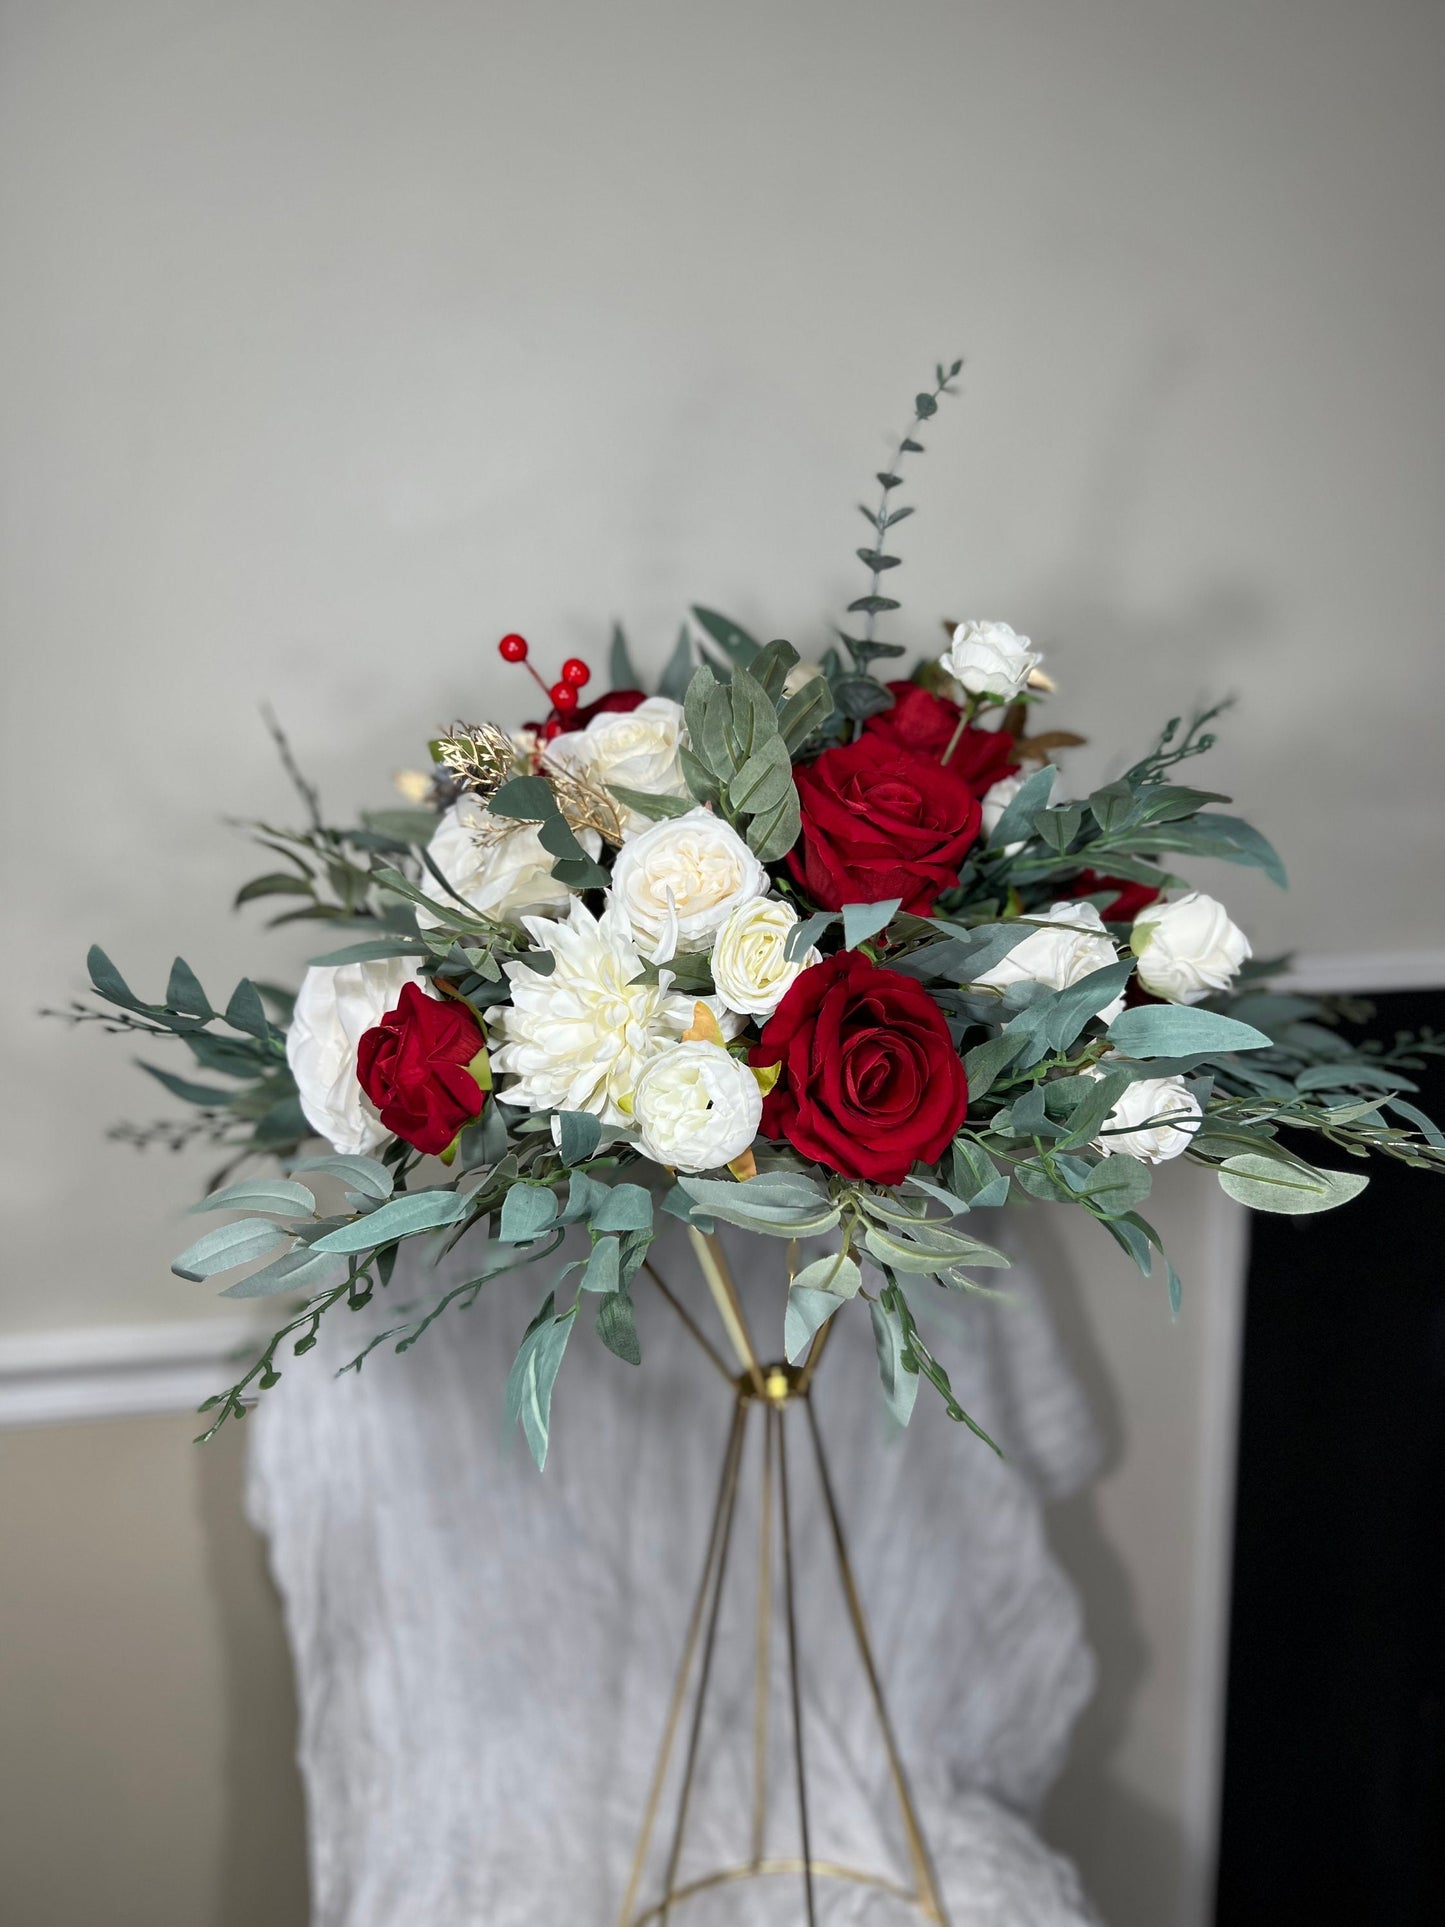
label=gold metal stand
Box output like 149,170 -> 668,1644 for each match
619,1235 -> 950,1925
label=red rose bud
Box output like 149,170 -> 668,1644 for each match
356,982 -> 488,1157
864,682 -> 1019,795
788,736 -> 982,916
498,633 -> 529,662
750,952 -> 968,1186
560,657 -> 591,688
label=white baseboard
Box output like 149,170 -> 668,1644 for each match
0,1318 -> 269,1429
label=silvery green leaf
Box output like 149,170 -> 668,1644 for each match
1087,781 -> 1139,835
961,1029 -> 1030,1099
749,637 -> 801,699
556,1111 -> 602,1166
595,1288 -> 642,1365
680,1172 -> 826,1212
556,1170 -> 610,1224
224,978 -> 271,1039
1052,1069 -> 1137,1151
580,1235 -> 621,1294
869,1297 -> 919,1428
745,787 -> 802,862
291,1154 -> 394,1200
989,764 -> 1056,849
308,937 -> 430,966
172,1217 -> 291,1281
1217,1155 -> 1369,1214
607,785 -> 692,822
700,683 -> 738,779
220,1246 -> 349,1298
188,1178 -> 316,1218
785,911 -> 835,962
842,899 -> 903,949
728,738 -> 793,815
590,1183 -> 653,1234
1107,1005 -> 1272,1058
609,621 -> 639,689
312,1188 -> 473,1253
784,1286 -> 844,1364
691,605 -> 760,666
862,1223 -> 1009,1275
1166,1258 -> 1183,1319
166,958 -> 213,1019
488,775 -> 554,821
1104,1211 -> 1158,1276
1077,1155 -> 1153,1217
787,1252 -> 863,1298
729,664 -> 780,759
506,1294 -> 576,1470
950,1139 -> 1005,1206
658,625 -> 695,703
498,1184 -> 560,1243
777,674 -> 835,751
1009,958 -> 1136,1058
1386,1098 -> 1445,1148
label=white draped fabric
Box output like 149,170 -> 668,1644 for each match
248,1222 -> 1104,1925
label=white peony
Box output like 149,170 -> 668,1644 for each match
711,898 -> 820,1019
416,793 -> 598,928
1131,891 -> 1251,1005
939,619 -> 1042,701
487,897 -> 735,1128
610,806 -> 768,964
632,1041 -> 763,1171
1093,1074 -> 1202,1163
285,955 -> 425,1154
973,900 -> 1125,1021
548,696 -> 690,833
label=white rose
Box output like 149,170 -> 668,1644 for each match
1093,1074 -> 1202,1164
610,807 -> 768,963
939,619 -> 1042,701
285,956 -> 425,1154
1131,891 -> 1251,1005
711,898 -> 820,1019
548,696 -> 690,833
632,1041 -> 763,1171
973,900 -> 1125,1021
416,794 -> 599,928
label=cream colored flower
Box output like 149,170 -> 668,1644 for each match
973,901 -> 1125,1021
488,898 -> 732,1127
1093,1074 -> 1202,1163
610,807 -> 768,964
548,696 -> 690,833
285,956 -> 425,1154
711,898 -> 820,1019
416,794 -> 598,929
632,1041 -> 763,1171
1131,892 -> 1251,1005
940,620 -> 1042,701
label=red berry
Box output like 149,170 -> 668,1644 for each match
543,718 -> 564,742
498,633 -> 529,662
550,681 -> 579,713
561,657 -> 591,688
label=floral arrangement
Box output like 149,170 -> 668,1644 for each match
64,364 -> 1444,1463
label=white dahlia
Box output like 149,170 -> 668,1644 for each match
488,897 -> 734,1128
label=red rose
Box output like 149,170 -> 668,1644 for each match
864,682 -> 1019,795
788,736 -> 982,915
750,952 -> 968,1185
357,982 -> 488,1156
1072,868 -> 1162,923
527,688 -> 647,736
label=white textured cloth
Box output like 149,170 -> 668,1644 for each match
248,1222 -> 1103,1925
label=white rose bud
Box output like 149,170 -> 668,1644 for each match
939,619 -> 1042,701
632,1040 -> 764,1172
1131,891 -> 1251,1005
979,772 -> 1029,856
711,898 -> 820,1019
973,901 -> 1125,1021
1094,1074 -> 1202,1164
610,806 -> 768,964
417,794 -> 599,928
548,696 -> 690,834
285,956 -> 425,1154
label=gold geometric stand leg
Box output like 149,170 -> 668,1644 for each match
620,1240 -> 951,1926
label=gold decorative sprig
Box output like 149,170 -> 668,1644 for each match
432,719 -> 625,846
538,752 -> 625,847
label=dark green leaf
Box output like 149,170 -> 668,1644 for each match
658,626 -> 695,703
609,622 -> 639,691
557,1111 -> 603,1166
224,979 -> 271,1039
691,606 -> 760,666
595,1288 -> 641,1364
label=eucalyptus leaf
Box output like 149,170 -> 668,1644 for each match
1107,1005 -> 1271,1058
1217,1155 -> 1369,1214
870,1296 -> 919,1428
189,1177 -> 316,1218
842,899 -> 903,949
499,1184 -> 560,1243
290,1154 -> 394,1201
506,1294 -> 576,1470
311,1188 -> 473,1252
784,1286 -> 845,1364
221,1246 -> 349,1298
172,1217 -> 291,1281
556,1111 -> 603,1166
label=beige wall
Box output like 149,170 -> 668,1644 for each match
2,3 -> 1441,1926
